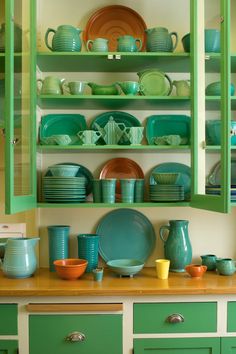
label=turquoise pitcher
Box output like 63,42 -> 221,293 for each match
159,220 -> 192,272
45,25 -> 82,52
145,27 -> 178,52
1,238 -> 40,278
117,35 -> 142,52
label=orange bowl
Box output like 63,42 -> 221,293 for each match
53,258 -> 88,280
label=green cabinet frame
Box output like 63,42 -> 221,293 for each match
0,340 -> 18,354
221,337 -> 236,353
4,0 -> 37,214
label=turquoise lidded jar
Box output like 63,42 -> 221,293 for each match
159,220 -> 192,272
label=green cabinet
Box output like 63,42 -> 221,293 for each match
29,314 -> 122,354
134,338 -> 221,354
0,304 -> 17,335
0,340 -> 18,354
221,337 -> 236,353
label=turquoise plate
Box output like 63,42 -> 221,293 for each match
90,111 -> 141,145
146,115 -> 191,145
45,163 -> 93,195
96,209 -> 156,262
207,157 -> 236,185
150,163 -> 191,200
39,114 -> 87,145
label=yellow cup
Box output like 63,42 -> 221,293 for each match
155,259 -> 170,280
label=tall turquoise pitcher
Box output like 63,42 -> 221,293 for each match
45,25 -> 82,52
159,220 -> 192,272
145,27 -> 178,52
1,238 -> 40,278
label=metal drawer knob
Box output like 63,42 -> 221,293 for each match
65,331 -> 86,343
166,313 -> 184,324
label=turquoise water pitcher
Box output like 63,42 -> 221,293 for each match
45,25 -> 82,52
159,220 -> 192,272
145,27 -> 178,52
2,238 -> 40,278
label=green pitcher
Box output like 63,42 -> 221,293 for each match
45,25 -> 82,52
159,220 -> 192,272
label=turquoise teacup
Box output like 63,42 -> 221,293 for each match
117,81 -> 140,95
201,254 -> 217,271
77,130 -> 102,145
216,258 -> 236,276
63,81 -> 87,95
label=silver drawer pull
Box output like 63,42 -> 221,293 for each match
166,313 -> 184,324
65,331 -> 86,343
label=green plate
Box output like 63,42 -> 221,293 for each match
146,115 -> 191,145
139,69 -> 172,96
90,111 -> 141,145
39,114 -> 87,145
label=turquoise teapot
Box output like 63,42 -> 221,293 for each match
94,117 -> 125,145
45,25 -> 82,52
145,27 -> 178,52
0,237 -> 40,278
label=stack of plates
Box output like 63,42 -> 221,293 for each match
42,176 -> 86,203
149,184 -> 185,202
206,185 -> 236,201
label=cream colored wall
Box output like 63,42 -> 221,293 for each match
36,0 -> 236,268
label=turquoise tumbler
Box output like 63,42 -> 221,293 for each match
77,234 -> 100,272
47,225 -> 70,272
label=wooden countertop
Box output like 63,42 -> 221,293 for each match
1,268 -> 236,297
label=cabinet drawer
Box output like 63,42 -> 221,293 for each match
29,314 -> 122,354
227,302 -> 236,332
133,302 -> 217,334
0,304 -> 17,335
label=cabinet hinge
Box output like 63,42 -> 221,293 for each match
220,16 -> 224,23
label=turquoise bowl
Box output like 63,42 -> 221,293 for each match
206,81 -> 235,96
182,29 -> 220,53
49,164 -> 79,177
206,120 -> 236,145
152,172 -> 180,185
106,259 -> 144,277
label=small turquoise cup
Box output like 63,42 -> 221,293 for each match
216,258 -> 236,276
101,178 -> 116,203
120,179 -> 136,203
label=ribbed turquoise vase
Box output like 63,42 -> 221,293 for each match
47,225 -> 70,272
77,234 -> 100,272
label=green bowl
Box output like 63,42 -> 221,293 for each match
49,164 -> 79,177
106,259 -> 144,277
152,172 -> 180,184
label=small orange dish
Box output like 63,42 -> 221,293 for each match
185,264 -> 207,278
54,258 -> 88,280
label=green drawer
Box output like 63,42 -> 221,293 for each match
29,314 -> 122,354
0,304 -> 17,335
133,302 -> 217,334
227,302 -> 236,332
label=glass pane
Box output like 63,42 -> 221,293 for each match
0,0 -> 5,126
13,0 -> 32,196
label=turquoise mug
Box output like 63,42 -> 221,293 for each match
86,38 -> 109,52
216,258 -> 236,276
117,35 -> 142,52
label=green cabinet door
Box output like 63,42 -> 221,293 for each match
29,314 -> 122,354
5,0 -> 37,214
0,304 -> 17,335
221,337 -> 236,353
134,338 -> 220,354
0,340 -> 18,354
190,0 -> 231,213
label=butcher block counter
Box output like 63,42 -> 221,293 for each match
0,267 -> 236,296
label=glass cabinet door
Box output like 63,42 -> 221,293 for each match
190,0 -> 231,213
5,0 -> 36,213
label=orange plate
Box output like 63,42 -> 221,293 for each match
99,157 -> 144,201
83,5 -> 147,52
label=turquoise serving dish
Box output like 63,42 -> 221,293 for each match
97,209 -> 156,262
39,114 -> 87,145
106,259 -> 144,277
146,115 -> 190,145
90,111 -> 141,145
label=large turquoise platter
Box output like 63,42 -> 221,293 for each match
96,209 -> 156,262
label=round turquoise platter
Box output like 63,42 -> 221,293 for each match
90,111 -> 141,145
45,163 -> 93,195
96,209 -> 156,262
149,162 -> 191,200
